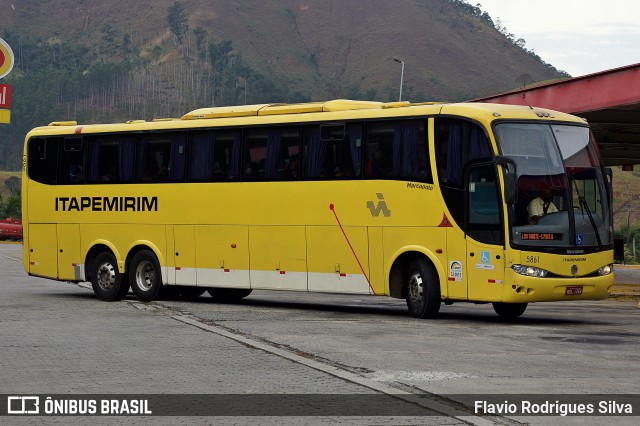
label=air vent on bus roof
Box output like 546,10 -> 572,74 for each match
180,99 -> 413,120
48,121 -> 78,126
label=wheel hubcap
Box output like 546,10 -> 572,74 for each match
97,263 -> 116,291
135,260 -> 155,292
408,272 -> 424,304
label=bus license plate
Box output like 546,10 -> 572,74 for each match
566,286 -> 583,296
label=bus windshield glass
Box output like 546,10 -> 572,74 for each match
495,122 -> 612,250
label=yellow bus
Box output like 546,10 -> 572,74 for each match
21,100 -> 614,318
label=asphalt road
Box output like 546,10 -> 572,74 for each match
1,243 -> 638,425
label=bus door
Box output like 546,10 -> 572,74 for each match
465,164 -> 505,301
57,224 -> 81,281
173,225 -> 197,285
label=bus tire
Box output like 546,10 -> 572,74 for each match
129,250 -> 163,302
405,258 -> 441,319
492,302 -> 527,318
91,252 -> 128,301
207,288 -> 252,302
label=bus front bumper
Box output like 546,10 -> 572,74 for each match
501,270 -> 614,303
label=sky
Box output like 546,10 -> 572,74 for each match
476,0 -> 640,77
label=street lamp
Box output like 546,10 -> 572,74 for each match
393,58 -> 404,102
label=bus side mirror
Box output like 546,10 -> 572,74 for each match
613,237 -> 624,261
496,156 -> 517,204
503,172 -> 517,204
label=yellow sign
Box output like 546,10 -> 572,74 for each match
0,109 -> 10,124
0,38 -> 15,79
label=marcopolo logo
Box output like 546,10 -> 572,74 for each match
366,193 -> 391,217
7,396 -> 40,414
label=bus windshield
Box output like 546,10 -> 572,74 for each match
495,122 -> 612,251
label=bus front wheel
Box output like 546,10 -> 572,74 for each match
129,250 -> 163,302
492,302 -> 527,318
91,252 -> 130,301
405,258 -> 441,319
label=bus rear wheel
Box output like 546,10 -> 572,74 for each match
405,258 -> 441,319
492,302 -> 528,318
91,252 -> 130,301
207,288 -> 252,302
129,250 -> 163,302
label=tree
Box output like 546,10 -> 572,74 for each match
4,176 -> 20,194
516,73 -> 532,88
0,192 -> 21,219
167,2 -> 189,48
193,26 -> 207,58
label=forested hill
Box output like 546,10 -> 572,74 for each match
0,0 -> 567,171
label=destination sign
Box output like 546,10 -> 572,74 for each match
521,233 -> 563,241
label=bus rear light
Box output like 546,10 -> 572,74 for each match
512,264 -> 549,277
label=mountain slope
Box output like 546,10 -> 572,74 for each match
0,0 -> 564,101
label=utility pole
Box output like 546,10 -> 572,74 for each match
393,58 -> 404,102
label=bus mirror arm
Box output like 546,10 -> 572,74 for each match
495,155 -> 517,174
495,156 -> 517,204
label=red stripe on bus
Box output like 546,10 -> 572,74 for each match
330,203 -> 374,294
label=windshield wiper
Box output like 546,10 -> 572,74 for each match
572,180 -> 602,247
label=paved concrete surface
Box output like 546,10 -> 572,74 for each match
1,243 -> 638,425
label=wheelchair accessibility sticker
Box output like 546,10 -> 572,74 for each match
475,250 -> 495,270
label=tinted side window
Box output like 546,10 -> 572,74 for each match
88,135 -> 135,183
435,118 -> 492,187
303,123 -> 363,179
243,127 -> 300,180
58,137 -> 86,185
365,119 -> 431,182
28,137 -> 59,185
137,133 -> 186,182
189,130 -> 242,181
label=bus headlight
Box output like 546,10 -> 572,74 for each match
597,264 -> 613,276
512,264 -> 549,277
